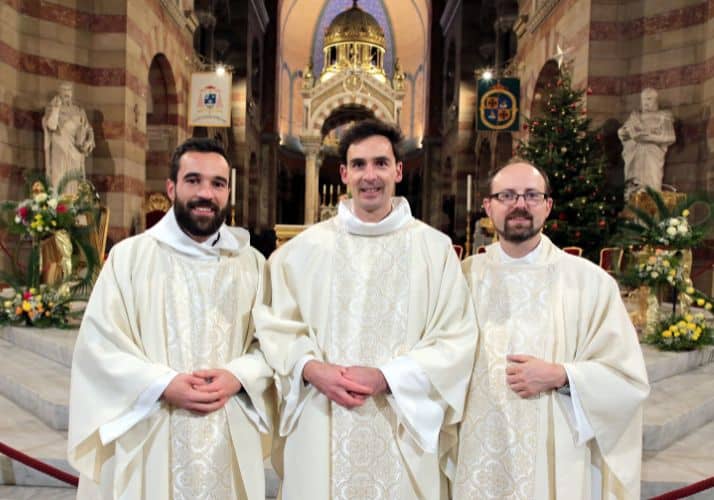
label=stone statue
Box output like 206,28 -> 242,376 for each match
618,88 -> 675,198
42,82 -> 95,192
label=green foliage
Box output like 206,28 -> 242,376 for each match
517,65 -> 623,260
614,187 -> 713,250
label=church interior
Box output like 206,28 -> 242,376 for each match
1,0 -> 714,498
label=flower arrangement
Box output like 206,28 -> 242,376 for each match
11,189 -> 76,239
615,187 -> 711,250
0,173 -> 101,293
0,284 -> 75,328
633,249 -> 684,288
648,312 -> 714,351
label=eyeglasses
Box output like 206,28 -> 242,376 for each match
488,191 -> 549,205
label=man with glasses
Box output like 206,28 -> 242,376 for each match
454,160 -> 649,499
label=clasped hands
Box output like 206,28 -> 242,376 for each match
303,360 -> 389,409
162,368 -> 241,414
506,354 -> 567,399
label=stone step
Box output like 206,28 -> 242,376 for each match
0,394 -> 75,488
0,327 -> 77,368
0,486 -> 77,499
643,344 -> 714,383
641,419 -> 714,499
0,339 -> 69,431
643,361 -> 714,451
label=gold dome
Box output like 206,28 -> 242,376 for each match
324,1 -> 385,49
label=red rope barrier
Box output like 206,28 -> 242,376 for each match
0,441 -> 78,487
650,476 -> 714,500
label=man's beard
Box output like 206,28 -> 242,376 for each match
497,208 -> 542,243
173,197 -> 227,238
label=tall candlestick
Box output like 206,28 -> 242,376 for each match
466,174 -> 472,212
230,168 -> 236,206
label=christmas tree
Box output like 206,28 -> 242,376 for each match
517,65 -> 623,261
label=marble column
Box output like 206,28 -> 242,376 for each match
302,136 -> 321,224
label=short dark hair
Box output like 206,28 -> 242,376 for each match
169,137 -> 230,182
338,119 -> 403,164
487,157 -> 551,195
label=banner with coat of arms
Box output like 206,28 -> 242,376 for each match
477,78 -> 519,131
188,72 -> 232,127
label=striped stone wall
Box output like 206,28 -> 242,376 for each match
0,0 -> 196,245
589,0 -> 714,192
516,0 -> 714,193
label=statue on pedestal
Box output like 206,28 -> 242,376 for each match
618,88 -> 675,199
42,82 -> 95,192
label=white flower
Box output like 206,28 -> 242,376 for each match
669,218 -> 679,226
47,198 -> 58,209
678,225 -> 688,234
651,272 -> 659,278
34,193 -> 47,203
666,226 -> 677,236
14,216 -> 20,223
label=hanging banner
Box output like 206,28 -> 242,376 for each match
188,71 -> 232,127
477,78 -> 520,131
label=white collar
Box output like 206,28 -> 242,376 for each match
498,237 -> 543,264
146,207 -> 249,260
337,197 -> 413,236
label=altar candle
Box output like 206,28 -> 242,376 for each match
230,168 -> 236,206
466,174 -> 472,212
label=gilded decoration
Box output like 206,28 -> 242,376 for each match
324,1 -> 386,49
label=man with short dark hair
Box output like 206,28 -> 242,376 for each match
454,159 -> 650,499
68,137 -> 273,499
255,119 -> 477,499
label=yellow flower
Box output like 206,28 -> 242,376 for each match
685,314 -> 694,322
21,301 -> 31,312
696,327 -> 702,334
662,330 -> 672,338
677,320 -> 687,327
29,288 -> 36,294
35,294 -> 41,301
693,332 -> 701,341
706,303 -> 713,310
682,209 -> 690,217
687,322 -> 696,330
697,298 -> 705,306
686,286 -> 695,294
674,330 -> 681,337
662,260 -> 670,268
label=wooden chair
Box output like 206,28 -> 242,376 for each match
599,247 -> 623,274
452,244 -> 464,260
563,246 -> 583,257
144,192 -> 171,229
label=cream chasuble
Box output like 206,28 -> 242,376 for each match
455,235 -> 649,500
68,211 -> 274,500
254,198 -> 477,500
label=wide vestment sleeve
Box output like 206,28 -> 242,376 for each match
557,256 -> 650,499
400,227 -> 477,478
67,238 -> 175,491
252,230 -> 329,437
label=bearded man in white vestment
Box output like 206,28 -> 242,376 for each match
254,119 -> 477,500
454,160 -> 650,500
68,138 -> 274,500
